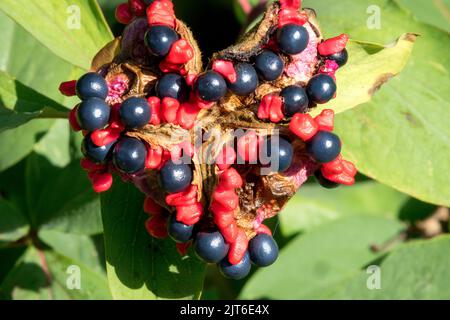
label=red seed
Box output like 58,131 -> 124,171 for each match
145,215 -> 168,239
128,0 -> 146,16
280,0 -> 302,9
318,34 -> 349,56
80,158 -> 105,172
256,224 -> 272,236
211,205 -> 235,228
69,106 -> 82,132
289,113 -> 319,141
166,185 -> 198,207
212,60 -> 237,84
221,223 -> 238,244
145,145 -> 163,169
144,196 -> 163,215
237,131 -> 260,163
216,146 -> 237,171
176,242 -> 191,256
278,8 -> 308,28
321,154 -> 344,176
314,109 -> 334,132
91,128 -> 121,147
89,171 -> 113,193
176,203 -> 203,226
159,60 -> 187,75
161,97 -> 180,124
228,229 -> 248,265
213,187 -> 239,211
218,168 -> 243,189
258,94 -> 284,123
164,39 -> 194,65
115,3 -> 133,25
59,80 -> 77,97
147,97 -> 162,125
147,0 -> 176,28
177,101 -> 201,129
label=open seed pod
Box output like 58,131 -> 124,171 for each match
60,0 -> 357,280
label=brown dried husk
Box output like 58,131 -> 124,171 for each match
94,3 -> 322,239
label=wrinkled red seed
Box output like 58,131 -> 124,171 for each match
280,0 -> 302,9
278,8 -> 308,28
216,146 -> 237,171
144,196 -> 163,215
213,188 -> 239,211
116,3 -> 133,25
289,113 -> 319,141
212,206 -> 235,228
109,103 -> 125,131
176,241 -> 191,256
145,215 -> 168,239
161,97 -> 180,124
177,102 -> 201,129
147,97 -> 162,125
314,109 -> 334,131
145,145 -> 163,169
176,203 -> 203,225
91,128 -> 121,147
80,158 -> 105,172
59,80 -> 77,97
318,34 -> 349,56
237,131 -> 260,163
218,168 -> 243,189
147,0 -> 176,28
90,171 -> 113,193
166,185 -> 198,207
258,94 -> 284,123
228,229 -> 249,265
69,106 -> 82,132
221,223 -> 238,243
256,224 -> 272,236
212,60 -> 237,83
164,39 -> 194,65
128,0 -> 146,16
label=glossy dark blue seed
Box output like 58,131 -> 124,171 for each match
194,71 -> 227,102
120,97 -> 151,129
81,134 -> 116,164
144,25 -> 179,57
227,63 -> 259,96
168,214 -> 194,243
314,170 -> 339,189
248,234 -> 279,267
113,137 -> 147,173
218,251 -> 251,280
326,48 -> 348,67
276,24 -> 309,55
76,98 -> 110,131
262,137 -> 293,172
307,131 -> 341,163
156,73 -> 188,101
194,231 -> 229,263
306,74 -> 336,104
76,72 -> 109,100
254,50 -> 285,81
281,85 -> 309,116
160,160 -> 192,194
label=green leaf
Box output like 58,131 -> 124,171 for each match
0,71 -> 67,131
0,119 -> 54,171
396,0 -> 450,33
0,247 -> 111,300
0,199 -> 28,245
313,34 -> 415,116
101,179 -> 206,300
34,120 -> 71,168
321,235 -> 450,299
0,0 -> 113,70
305,0 -> 450,206
279,181 -> 409,236
239,215 -> 404,299
0,11 -> 84,108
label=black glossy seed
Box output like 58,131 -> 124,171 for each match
194,231 -> 229,263
254,50 -> 285,81
113,137 -> 147,173
76,72 -> 109,100
168,214 -> 194,243
144,25 -> 179,57
156,73 -> 188,101
281,85 -> 309,116
307,131 -> 341,163
120,97 -> 151,129
249,234 -> 279,267
81,133 -> 116,164
218,251 -> 251,280
194,71 -> 227,102
76,98 -> 110,131
160,160 -> 192,194
227,63 -> 259,96
276,24 -> 309,55
306,74 -> 336,104
326,48 -> 348,67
